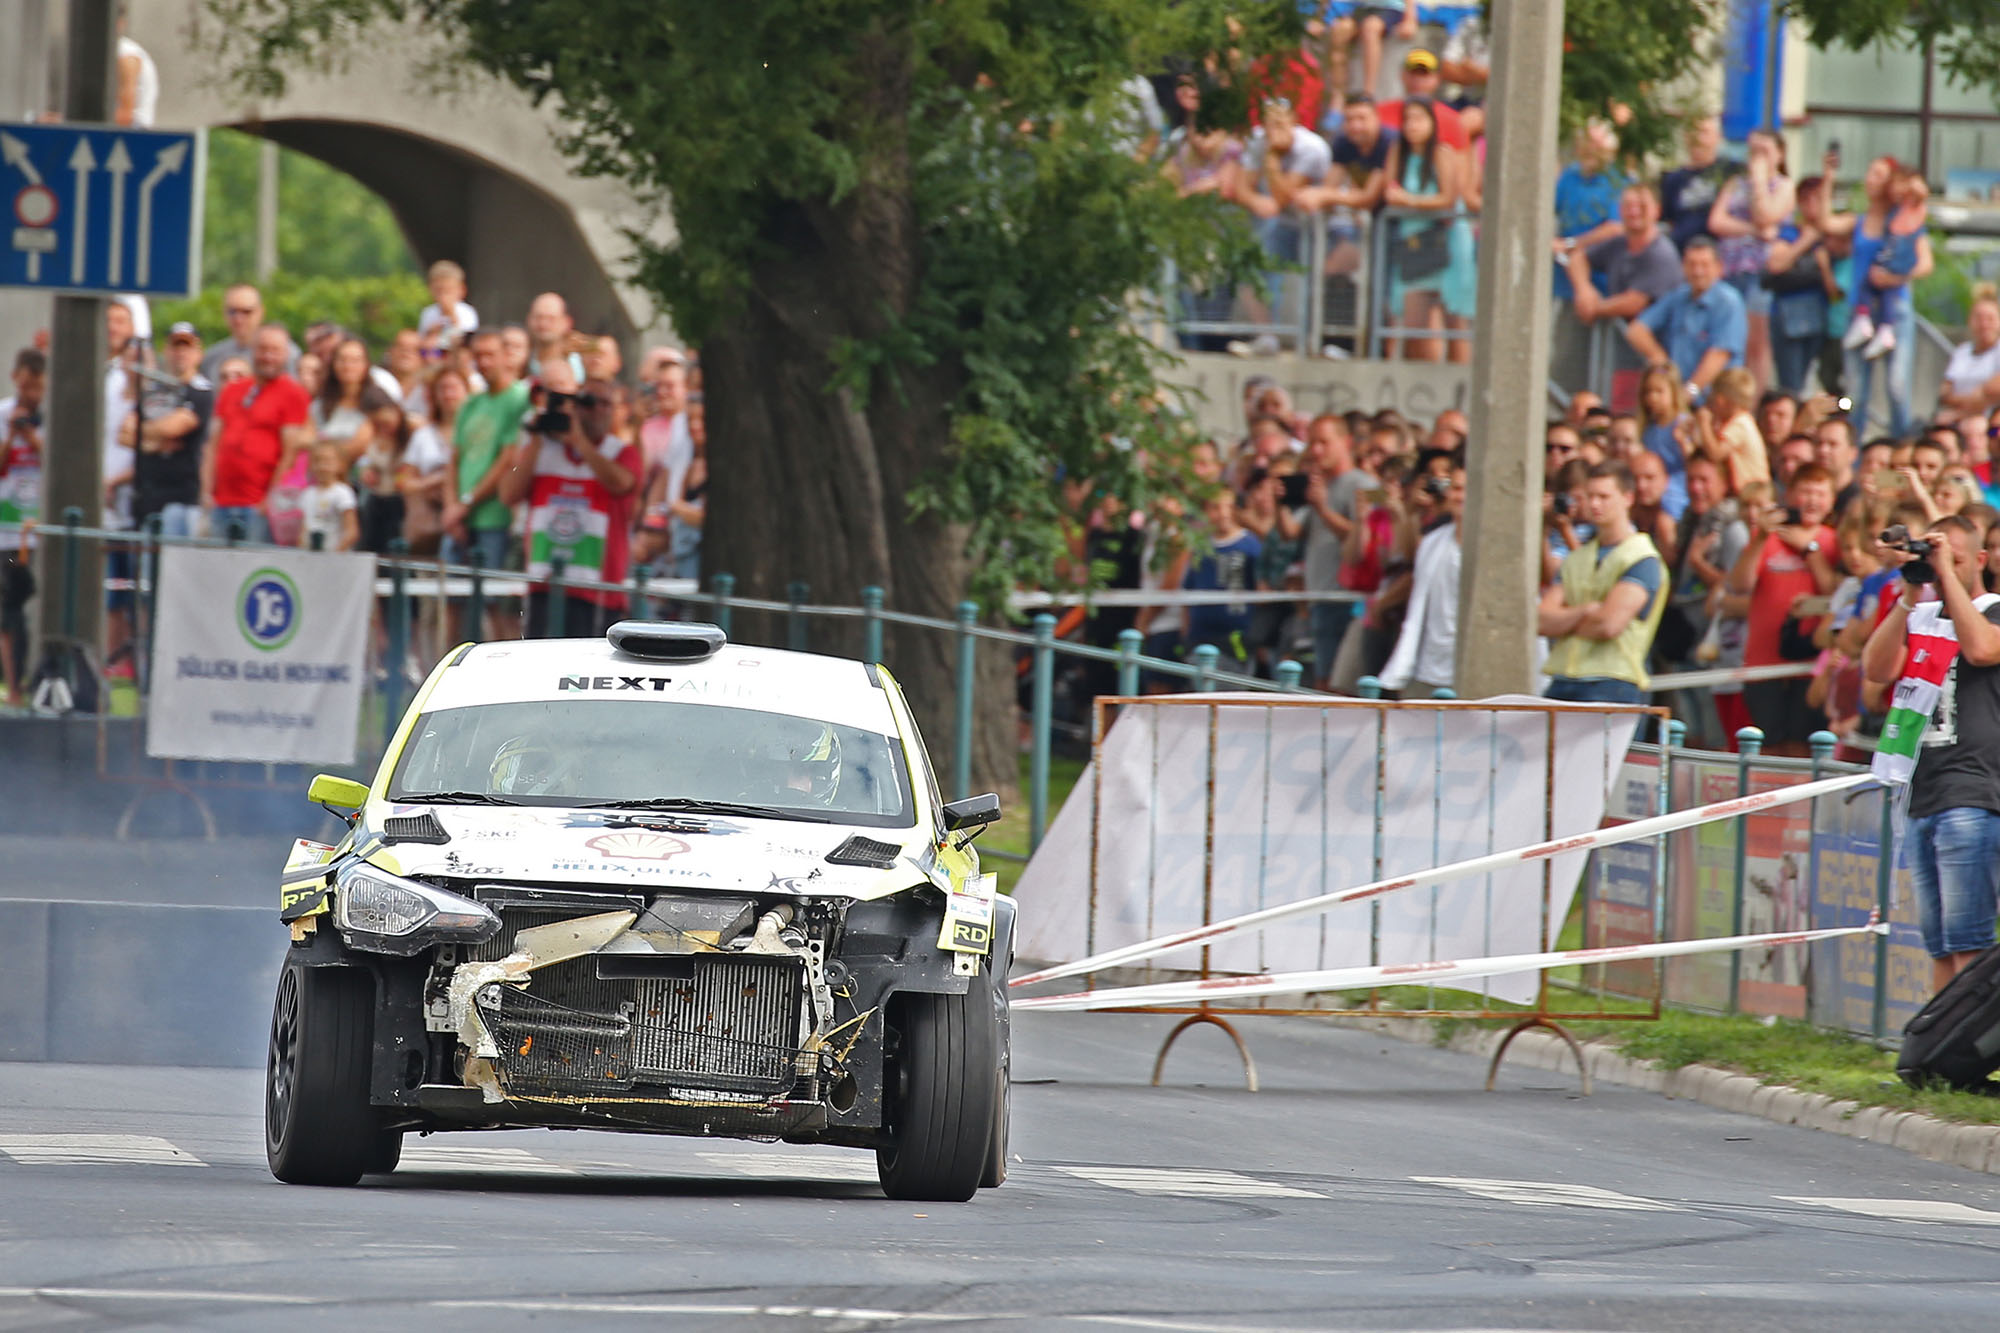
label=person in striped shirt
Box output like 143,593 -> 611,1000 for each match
1862,514 -> 2000,991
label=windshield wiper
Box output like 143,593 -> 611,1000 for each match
395,791 -> 519,805
579,797 -> 831,823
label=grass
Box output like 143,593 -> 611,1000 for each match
977,753 -> 1085,897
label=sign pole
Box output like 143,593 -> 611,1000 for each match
37,0 -> 116,662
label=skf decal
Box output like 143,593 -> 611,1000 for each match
558,675 -> 673,691
586,831 -> 691,861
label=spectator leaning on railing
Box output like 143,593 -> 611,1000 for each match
1622,237 -> 1747,403
1864,514 -> 2000,993
1561,183 -> 1682,330
1537,459 -> 1668,705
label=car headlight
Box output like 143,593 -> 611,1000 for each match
333,861 -> 501,956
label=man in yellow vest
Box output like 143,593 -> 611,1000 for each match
1536,458 -> 1669,705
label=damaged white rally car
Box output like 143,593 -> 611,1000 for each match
269,622 -> 1012,1201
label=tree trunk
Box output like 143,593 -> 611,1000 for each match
701,184 -> 1018,806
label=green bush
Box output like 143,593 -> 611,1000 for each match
153,271 -> 431,355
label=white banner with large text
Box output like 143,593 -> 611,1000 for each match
147,546 -> 372,764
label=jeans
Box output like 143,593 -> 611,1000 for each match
1255,213 -> 1304,314
1309,600 -> 1355,686
443,527 -> 510,572
150,503 -> 200,539
1543,675 -> 1646,705
209,506 -> 270,545
1845,299 -> 1916,440
1907,807 -> 2000,958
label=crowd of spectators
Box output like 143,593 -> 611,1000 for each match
0,262 -> 704,704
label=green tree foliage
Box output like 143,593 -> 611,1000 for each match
1783,0 -> 2000,103
200,128 -> 416,286
1556,0 -> 1727,160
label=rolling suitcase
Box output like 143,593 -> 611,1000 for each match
1897,944 -> 2000,1091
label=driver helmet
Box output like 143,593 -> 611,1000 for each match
489,734 -> 566,796
751,721 -> 842,805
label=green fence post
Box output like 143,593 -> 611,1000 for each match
1191,643 -> 1219,692
1117,628 -> 1143,698
1357,675 -> 1382,700
861,585 -> 884,665
1275,658 -> 1303,691
1030,612 -> 1056,850
787,581 -> 808,652
547,554 -> 568,638
711,572 -> 734,637
466,545 -> 486,645
1431,686 -> 1457,700
1874,787 -> 1894,1041
1656,718 -> 1685,945
954,601 -> 977,801
631,560 -> 651,622
1730,726 -> 1764,1012
60,506 -> 81,654
382,542 -> 411,745
139,513 -> 162,698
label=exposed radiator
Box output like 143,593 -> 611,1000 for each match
480,943 -> 806,1099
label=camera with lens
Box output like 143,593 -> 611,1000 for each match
528,390 -> 575,437
1552,493 -> 1573,518
1423,474 -> 1451,498
1881,523 -> 1938,586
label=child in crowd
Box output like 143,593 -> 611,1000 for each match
1843,165 -> 1928,361
1181,488 -> 1262,667
417,260 -> 479,355
299,442 -> 358,552
1692,368 -> 1769,495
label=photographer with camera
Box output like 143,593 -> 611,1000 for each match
1862,514 -> 2000,992
497,370 -> 637,639
1538,460 -> 1669,705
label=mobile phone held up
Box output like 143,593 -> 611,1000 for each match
1278,473 -> 1310,508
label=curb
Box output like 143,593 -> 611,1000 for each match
1325,1013 -> 2000,1176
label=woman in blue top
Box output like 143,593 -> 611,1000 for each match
1636,364 -> 1691,518
1384,98 -> 1476,364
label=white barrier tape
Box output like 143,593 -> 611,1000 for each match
1009,770 -> 1878,988
1013,918 -> 1889,1012
1648,661 -> 1815,691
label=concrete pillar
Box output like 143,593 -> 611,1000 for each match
1454,0 -> 1565,700
255,137 -> 279,279
37,0 -> 114,657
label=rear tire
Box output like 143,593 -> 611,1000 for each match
876,985 -> 999,1202
266,960 -> 377,1186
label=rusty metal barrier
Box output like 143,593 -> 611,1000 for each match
1047,693 -> 1673,1093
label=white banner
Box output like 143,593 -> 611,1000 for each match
1013,697 -> 1641,1005
147,546 -> 373,764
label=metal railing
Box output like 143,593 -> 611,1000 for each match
1163,207 -> 1371,356
1368,204 -> 1476,360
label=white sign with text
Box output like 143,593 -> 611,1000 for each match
147,546 -> 372,764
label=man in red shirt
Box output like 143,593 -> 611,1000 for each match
1379,50 -> 1468,151
202,324 -> 309,545
1722,463 -> 1840,754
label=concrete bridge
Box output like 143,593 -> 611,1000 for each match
0,0 -> 675,356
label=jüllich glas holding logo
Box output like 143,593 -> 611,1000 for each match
237,568 -> 302,651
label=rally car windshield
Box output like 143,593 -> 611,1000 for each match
389,699 -> 916,827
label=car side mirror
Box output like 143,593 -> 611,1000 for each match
942,793 -> 1002,833
308,774 -> 370,821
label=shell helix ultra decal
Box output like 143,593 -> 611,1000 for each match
938,872 -> 998,954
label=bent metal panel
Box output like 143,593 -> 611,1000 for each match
147,546 -> 372,764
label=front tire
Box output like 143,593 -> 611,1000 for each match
266,960 -> 377,1186
876,985 -> 1000,1202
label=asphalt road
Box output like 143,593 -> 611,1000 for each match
2,1012 -> 1998,1332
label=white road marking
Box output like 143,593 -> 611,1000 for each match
1412,1176 -> 1679,1212
1781,1197 -> 2000,1225
695,1150 -> 881,1182
0,1134 -> 204,1167
395,1143 -> 578,1176
1052,1166 -> 1323,1199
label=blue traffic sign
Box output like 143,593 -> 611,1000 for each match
0,122 -> 204,298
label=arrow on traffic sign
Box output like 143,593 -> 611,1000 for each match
67,137 -> 95,285
103,138 -> 132,287
133,139 -> 187,288
0,131 -> 43,187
